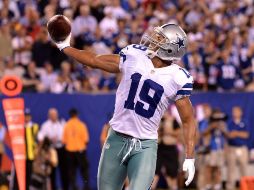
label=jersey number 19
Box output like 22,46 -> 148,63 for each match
124,73 -> 164,119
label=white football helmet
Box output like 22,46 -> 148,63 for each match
140,24 -> 188,61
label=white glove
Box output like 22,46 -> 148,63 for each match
183,158 -> 195,186
53,33 -> 71,51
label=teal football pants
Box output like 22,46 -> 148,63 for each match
98,128 -> 158,190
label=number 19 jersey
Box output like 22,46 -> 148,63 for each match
109,44 -> 193,139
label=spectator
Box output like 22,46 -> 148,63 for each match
83,67 -> 101,92
201,109 -> 228,190
20,5 -> 41,40
30,137 -> 58,190
24,108 -> 39,189
129,20 -> 143,45
104,0 -> 129,20
248,16 -> 254,43
241,44 -> 254,87
89,0 -> 105,22
22,61 -> 40,92
184,45 -> 206,90
196,104 -> 213,190
112,19 -> 129,53
72,4 -> 97,48
2,57 -> 25,78
38,62 -> 58,92
121,0 -> 139,15
50,61 -> 79,93
0,22 -> 12,59
98,71 -> 118,92
0,0 -> 20,20
62,108 -> 90,190
12,24 -> 33,66
216,51 -> 243,91
38,108 -> 68,190
63,8 -> 74,23
92,27 -> 112,55
151,113 -> 180,190
31,27 -> 55,68
0,122 -> 5,168
79,77 -> 94,93
72,4 -> 97,37
184,4 -> 203,26
40,4 -> 56,26
202,42 -> 220,91
99,7 -> 118,41
0,7 -> 13,25
226,106 -> 249,190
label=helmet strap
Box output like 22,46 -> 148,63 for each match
146,49 -> 158,59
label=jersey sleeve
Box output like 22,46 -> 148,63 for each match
118,44 -> 146,72
173,68 -> 194,101
118,45 -> 130,72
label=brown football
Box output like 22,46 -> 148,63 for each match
47,15 -> 71,42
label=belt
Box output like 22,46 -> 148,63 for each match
113,130 -> 150,141
115,131 -> 134,139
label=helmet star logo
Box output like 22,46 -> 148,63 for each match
172,37 -> 185,51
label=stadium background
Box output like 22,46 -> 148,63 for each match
0,0 -> 254,190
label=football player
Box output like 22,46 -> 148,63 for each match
50,23 -> 196,190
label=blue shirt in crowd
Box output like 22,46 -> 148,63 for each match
209,127 -> 225,151
216,61 -> 240,90
198,119 -> 225,151
198,119 -> 209,147
227,119 -> 249,147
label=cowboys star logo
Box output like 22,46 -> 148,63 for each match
172,35 -> 185,51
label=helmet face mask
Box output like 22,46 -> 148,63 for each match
140,28 -> 169,52
140,24 -> 188,61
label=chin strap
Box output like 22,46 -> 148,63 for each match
146,49 -> 157,59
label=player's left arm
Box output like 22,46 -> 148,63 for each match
175,96 -> 196,186
175,97 -> 196,158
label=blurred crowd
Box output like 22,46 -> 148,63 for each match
0,104 -> 252,190
0,108 -> 90,190
1,0 -> 254,93
195,105 -> 250,190
152,105 -> 251,190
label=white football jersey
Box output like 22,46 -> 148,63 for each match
109,44 -> 193,139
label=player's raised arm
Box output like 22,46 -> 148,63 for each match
47,15 -> 120,73
64,45 -> 120,73
55,35 -> 121,73
175,96 -> 196,186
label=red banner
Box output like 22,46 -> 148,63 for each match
2,98 -> 26,190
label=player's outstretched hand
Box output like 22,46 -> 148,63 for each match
53,33 -> 71,51
183,158 -> 195,186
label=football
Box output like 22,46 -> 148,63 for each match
47,15 -> 71,42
